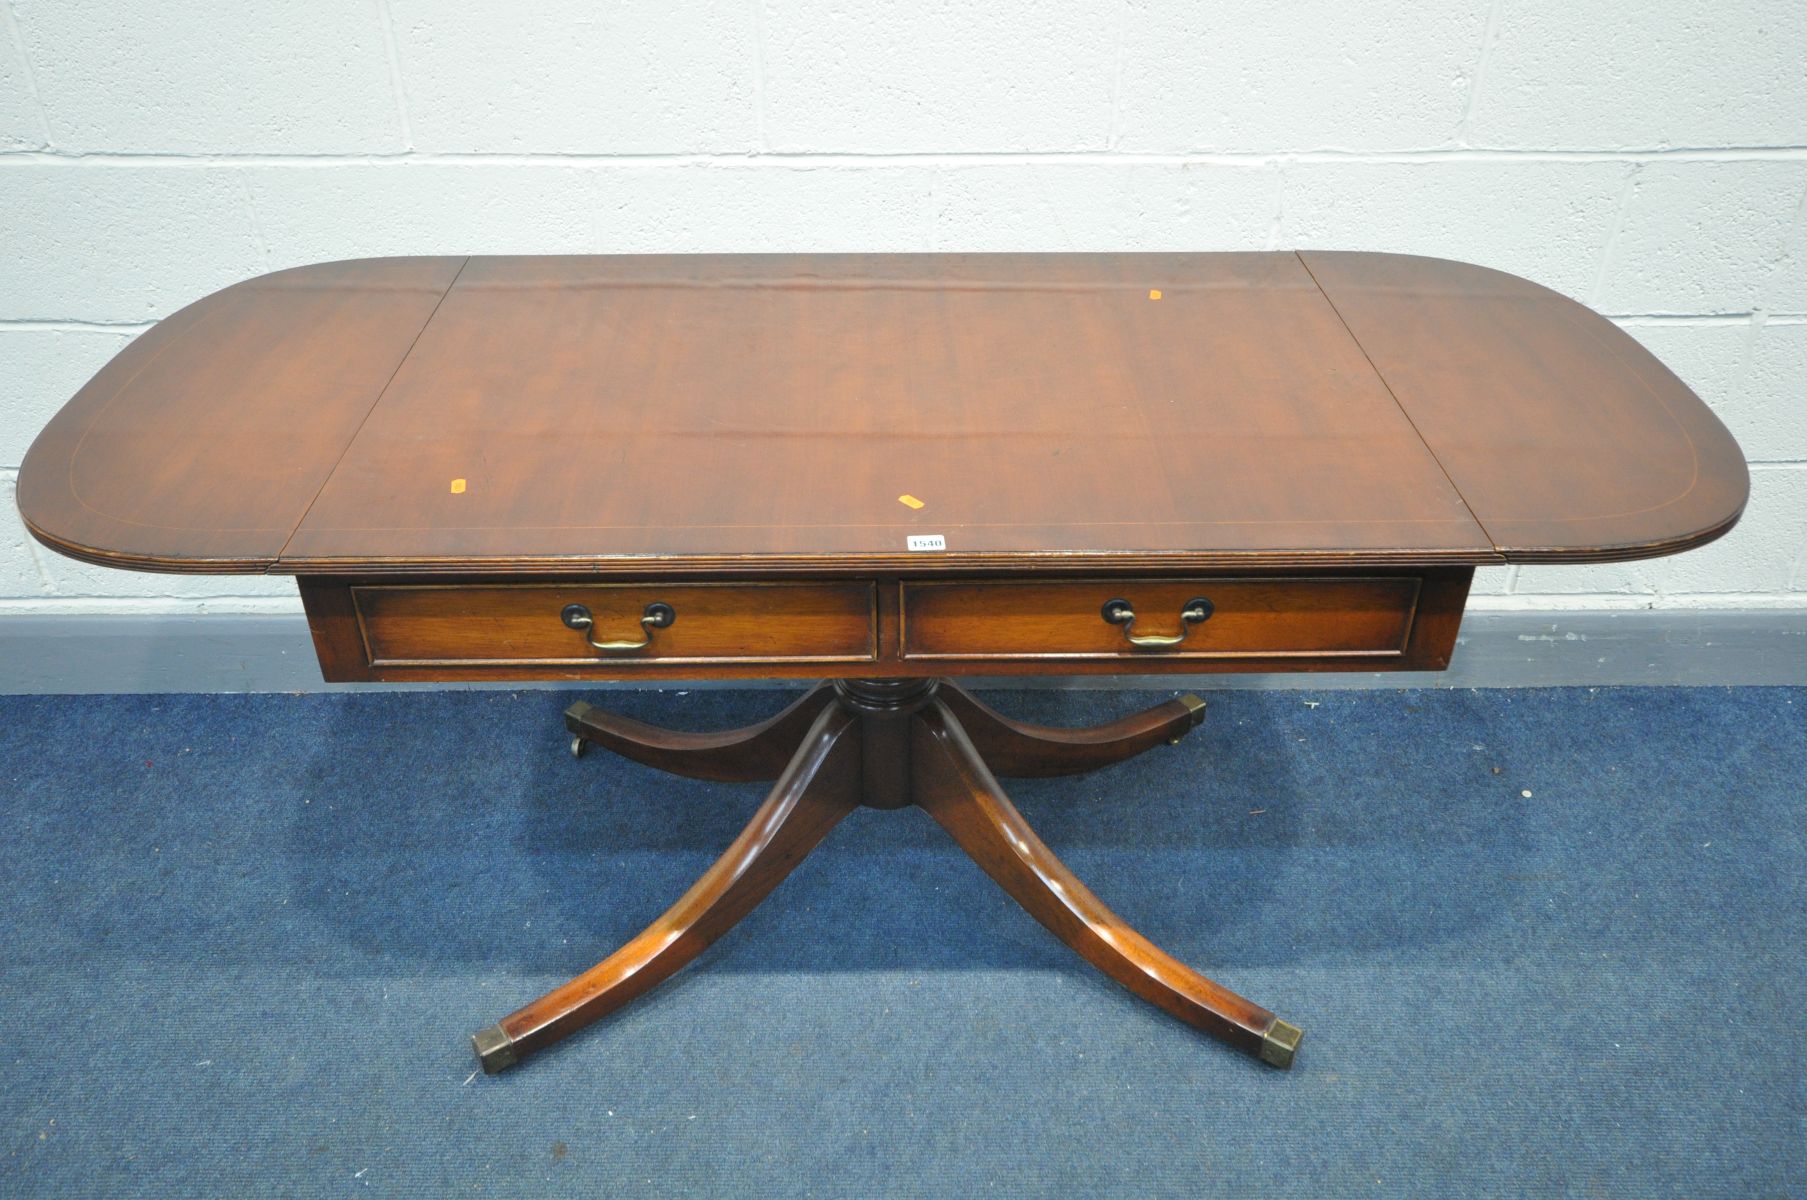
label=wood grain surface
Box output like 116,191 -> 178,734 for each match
18,257 -> 465,572
18,252 -> 1747,577
298,567 -> 1472,683
899,576 -> 1420,659
1301,252 -> 1749,562
277,253 -> 1489,572
352,580 -> 876,666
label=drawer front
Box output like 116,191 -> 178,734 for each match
900,578 -> 1421,660
354,582 -> 876,666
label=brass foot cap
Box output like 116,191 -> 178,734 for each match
471,1024 -> 519,1074
1178,694 -> 1207,729
1258,1019 -> 1303,1069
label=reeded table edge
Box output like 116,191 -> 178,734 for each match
270,547 -> 1511,577
29,512 -> 1750,578
20,515 -> 272,575
1492,502 -> 1746,565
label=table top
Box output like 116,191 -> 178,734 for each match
18,252 -> 1747,578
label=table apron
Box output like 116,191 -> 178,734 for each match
298,568 -> 1472,683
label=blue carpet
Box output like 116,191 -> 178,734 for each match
0,686 -> 1801,1198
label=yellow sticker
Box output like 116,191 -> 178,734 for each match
1148,289 -> 1163,300
449,478 -> 467,494
898,494 -> 925,509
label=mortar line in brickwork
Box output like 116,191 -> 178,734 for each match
748,0 -> 770,153
0,320 -> 157,332
0,597 -> 309,616
1455,0 -> 1504,147
1589,164 -> 1642,308
0,315 -> 1794,338
0,0 -> 52,148
1104,0 -> 1132,150
1467,594 -> 1807,612
1754,184 -> 1807,317
374,0 -> 416,151
3,148 -> 1807,169
1609,314 -> 1807,326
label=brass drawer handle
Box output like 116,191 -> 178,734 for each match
1101,596 -> 1213,648
561,601 -> 675,654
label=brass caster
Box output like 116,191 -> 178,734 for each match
1169,695 -> 1207,744
570,735 -> 588,759
471,1023 -> 519,1074
1258,1019 -> 1303,1069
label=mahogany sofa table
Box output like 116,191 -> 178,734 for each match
18,252 -> 1747,1074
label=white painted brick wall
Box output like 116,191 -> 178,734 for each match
1281,160 -> 1627,297
763,2 -> 1115,153
246,164 -> 605,268
932,163 -> 1278,251
1597,161 -> 1807,313
1464,2 -> 1807,150
1746,323 -> 1807,462
1115,2 -> 1492,153
1767,208 -> 1807,313
588,164 -> 937,252
392,1 -> 758,154
0,0 -> 1802,620
0,475 -> 41,596
11,0 -> 402,154
3,165 -> 265,320
0,327 -> 130,464
0,6 -> 45,151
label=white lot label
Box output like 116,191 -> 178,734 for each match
906,534 -> 947,552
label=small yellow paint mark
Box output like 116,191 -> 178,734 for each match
1148,289 -> 1163,300
450,478 -> 467,494
898,494 -> 925,510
